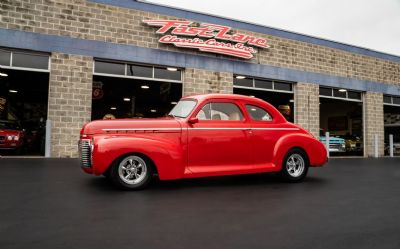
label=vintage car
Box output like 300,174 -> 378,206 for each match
319,130 -> 346,153
79,94 -> 327,190
0,120 -> 25,154
343,134 -> 363,152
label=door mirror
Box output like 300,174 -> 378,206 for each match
188,117 -> 199,124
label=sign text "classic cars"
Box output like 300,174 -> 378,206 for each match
143,20 -> 270,59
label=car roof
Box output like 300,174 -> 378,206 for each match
182,93 -> 265,103
182,93 -> 287,123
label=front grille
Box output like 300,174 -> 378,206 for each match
79,140 -> 92,167
0,136 -> 5,144
329,143 -> 345,151
330,144 -> 342,149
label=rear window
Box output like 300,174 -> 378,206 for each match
246,105 -> 272,121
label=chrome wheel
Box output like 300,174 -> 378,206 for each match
285,153 -> 305,178
118,156 -> 147,185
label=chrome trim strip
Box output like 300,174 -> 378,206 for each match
188,127 -> 300,131
102,127 -> 299,131
251,128 -> 300,130
102,128 -> 182,131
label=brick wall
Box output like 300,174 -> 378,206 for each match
364,92 -> 384,157
1,0 -> 399,86
183,69 -> 233,96
294,82 -> 320,137
49,53 -> 93,157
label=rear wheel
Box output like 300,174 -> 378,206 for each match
279,148 -> 309,182
110,154 -> 153,190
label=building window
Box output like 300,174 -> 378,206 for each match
127,64 -> 152,78
233,75 -> 293,93
0,50 -> 11,66
0,49 -> 49,71
94,61 -> 125,75
384,95 -> 400,106
319,87 -> 332,96
94,60 -> 182,82
254,79 -> 273,90
319,86 -> 362,101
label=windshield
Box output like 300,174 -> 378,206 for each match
0,121 -> 20,130
169,100 -> 197,118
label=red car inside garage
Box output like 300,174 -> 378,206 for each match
0,120 -> 24,154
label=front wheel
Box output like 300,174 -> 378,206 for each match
110,154 -> 153,190
279,149 -> 309,182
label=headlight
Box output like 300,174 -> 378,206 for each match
6,135 -> 19,141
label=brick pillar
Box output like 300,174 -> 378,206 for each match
183,68 -> 233,96
364,92 -> 384,157
48,53 -> 93,157
294,82 -> 319,137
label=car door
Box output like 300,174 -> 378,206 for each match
187,99 -> 253,175
245,104 -> 279,170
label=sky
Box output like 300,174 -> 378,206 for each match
147,0 -> 400,56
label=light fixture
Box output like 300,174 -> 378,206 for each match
123,98 -> 131,102
235,75 -> 246,79
141,85 -> 149,89
110,107 -> 117,110
167,67 -> 178,71
250,108 -> 257,111
0,72 -> 8,77
9,89 -> 18,93
249,95 -> 255,98
289,99 -> 294,103
171,101 -> 178,105
150,109 -> 157,113
338,89 -> 347,92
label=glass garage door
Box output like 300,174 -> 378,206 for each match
92,60 -> 183,120
0,49 -> 50,156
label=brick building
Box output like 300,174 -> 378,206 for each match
0,0 -> 399,157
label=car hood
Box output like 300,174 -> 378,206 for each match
0,129 -> 21,136
319,136 -> 345,143
81,117 -> 182,135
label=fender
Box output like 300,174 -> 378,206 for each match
92,135 -> 185,180
272,133 -> 327,170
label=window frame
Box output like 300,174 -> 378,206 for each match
193,100 -> 247,122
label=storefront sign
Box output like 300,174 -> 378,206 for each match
143,20 -> 269,59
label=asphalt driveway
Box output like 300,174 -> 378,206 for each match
0,158 -> 399,249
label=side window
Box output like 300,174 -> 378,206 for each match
197,103 -> 210,120
196,102 -> 244,121
246,105 -> 273,121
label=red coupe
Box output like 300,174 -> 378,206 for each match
0,120 -> 24,154
79,94 -> 327,189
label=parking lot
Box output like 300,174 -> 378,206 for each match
1,158 -> 400,249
